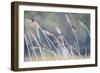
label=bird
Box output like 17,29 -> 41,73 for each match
72,25 -> 76,30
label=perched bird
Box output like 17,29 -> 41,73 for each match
31,19 -> 40,28
72,25 -> 76,30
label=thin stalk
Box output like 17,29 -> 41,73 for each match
73,42 -> 81,56
42,44 -> 58,56
65,14 -> 81,56
52,28 -> 80,56
84,25 -> 90,36
51,33 -> 71,58
25,23 -> 38,60
29,29 -> 55,60
30,24 -> 56,60
42,44 -> 58,60
55,26 -> 71,58
24,35 -> 32,61
41,30 -> 54,50
56,36 -> 69,59
46,35 -> 62,56
40,28 -> 62,57
84,48 -> 87,58
72,29 -> 81,56
41,31 -> 59,59
79,20 -> 90,37
29,30 -> 39,44
70,48 -> 74,58
36,25 -> 46,61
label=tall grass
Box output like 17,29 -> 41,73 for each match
65,14 -> 81,56
24,15 -> 89,61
